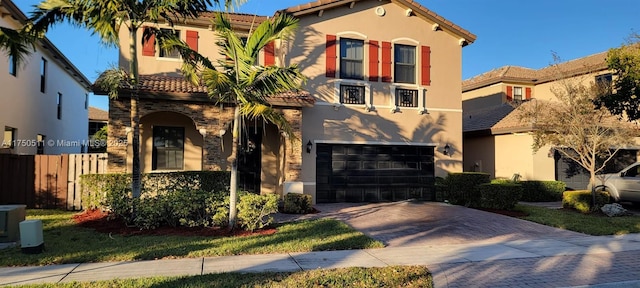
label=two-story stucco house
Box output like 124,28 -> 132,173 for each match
0,0 -> 91,155
102,0 -> 476,203
462,51 -> 639,190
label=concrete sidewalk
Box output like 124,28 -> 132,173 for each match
2,233 -> 640,287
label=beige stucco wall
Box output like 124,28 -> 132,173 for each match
0,12 -> 89,155
463,135 -> 496,177
533,71 -> 608,101
286,0 -> 466,201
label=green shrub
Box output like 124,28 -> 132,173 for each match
479,183 -> 523,210
434,176 -> 450,202
446,172 -> 491,207
520,181 -> 565,202
282,193 -> 314,214
237,193 -> 279,232
562,190 -> 610,213
80,171 -> 230,210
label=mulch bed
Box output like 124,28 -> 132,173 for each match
72,209 -> 277,237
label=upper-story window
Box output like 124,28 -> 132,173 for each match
340,38 -> 364,80
595,73 -> 613,87
340,84 -> 366,104
8,55 -> 17,76
57,93 -> 62,119
159,29 -> 180,59
513,87 -> 523,102
40,58 -> 47,93
394,44 -> 416,84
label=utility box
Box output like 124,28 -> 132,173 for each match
0,205 -> 26,243
20,219 -> 44,254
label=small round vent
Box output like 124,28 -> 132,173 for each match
375,6 -> 385,16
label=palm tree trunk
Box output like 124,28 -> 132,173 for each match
228,106 -> 240,229
129,27 -> 141,200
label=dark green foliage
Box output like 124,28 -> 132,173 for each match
434,176 -> 451,202
282,193 -> 314,214
479,183 -> 523,210
237,193 -> 279,232
519,181 -> 566,202
596,41 -> 640,121
445,172 -> 491,206
562,190 -> 611,213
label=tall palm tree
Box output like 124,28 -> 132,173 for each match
198,13 -> 306,228
26,0 -> 244,200
0,27 -> 36,68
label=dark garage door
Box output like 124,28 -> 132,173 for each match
555,149 -> 637,190
316,144 -> 435,203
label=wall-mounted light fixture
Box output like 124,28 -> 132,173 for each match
443,144 -> 451,157
218,128 -> 226,138
306,140 -> 313,154
125,127 -> 132,134
199,128 -> 207,137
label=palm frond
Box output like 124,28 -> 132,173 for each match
0,27 -> 36,67
239,102 -> 295,140
94,67 -> 128,99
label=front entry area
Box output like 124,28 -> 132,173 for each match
315,144 -> 435,203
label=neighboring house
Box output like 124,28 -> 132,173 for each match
88,107 -> 108,153
462,52 -> 638,189
0,0 -> 91,155
100,0 -> 475,203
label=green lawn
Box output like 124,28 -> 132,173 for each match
517,204 -> 640,235
0,210 -> 383,267
11,266 -> 432,288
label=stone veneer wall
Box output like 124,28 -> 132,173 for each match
107,98 -> 303,184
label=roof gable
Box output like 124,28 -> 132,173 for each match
280,0 -> 476,45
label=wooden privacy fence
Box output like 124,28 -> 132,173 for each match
0,153 -> 106,210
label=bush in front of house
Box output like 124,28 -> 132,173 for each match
237,192 -> 279,232
80,171 -> 231,209
282,193 -> 314,214
519,181 -> 565,202
446,172 -> 491,207
434,176 -> 451,202
478,183 -> 523,210
562,190 -> 610,213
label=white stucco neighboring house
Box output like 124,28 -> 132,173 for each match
0,0 -> 91,155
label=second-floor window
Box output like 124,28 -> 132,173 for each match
513,87 -> 523,102
595,73 -> 613,88
8,55 -> 17,76
57,93 -> 62,119
394,44 -> 416,84
395,88 -> 418,107
340,84 -> 365,104
159,29 -> 180,59
340,38 -> 364,80
40,58 -> 47,93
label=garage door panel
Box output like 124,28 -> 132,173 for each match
316,144 -> 435,203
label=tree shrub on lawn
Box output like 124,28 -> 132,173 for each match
446,172 -> 491,207
562,190 -> 610,213
282,193 -> 314,214
519,181 -> 565,202
479,183 -> 523,210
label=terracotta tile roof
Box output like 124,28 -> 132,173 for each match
88,107 -> 108,121
110,75 -> 315,107
199,11 -> 269,25
281,0 -> 476,44
463,51 -> 609,92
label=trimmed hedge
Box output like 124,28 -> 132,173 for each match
478,183 -> 523,210
282,193 -> 314,214
80,171 -> 231,209
446,172 -> 491,206
519,181 -> 565,202
562,190 -> 610,213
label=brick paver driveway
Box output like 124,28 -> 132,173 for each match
277,200 -> 585,247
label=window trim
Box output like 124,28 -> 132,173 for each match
152,126 -> 185,171
339,38 -> 365,80
3,127 -> 16,149
393,43 -> 417,84
513,86 -> 523,102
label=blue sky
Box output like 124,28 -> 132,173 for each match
16,0 -> 640,111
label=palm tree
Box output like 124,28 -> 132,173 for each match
1,25 -> 37,68
26,0 -> 245,200
198,13 -> 306,228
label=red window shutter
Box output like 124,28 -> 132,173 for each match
142,27 -> 155,56
506,86 -> 513,101
421,45 -> 431,86
525,87 -> 532,100
325,35 -> 337,78
381,41 -> 392,82
368,40 -> 379,82
186,30 -> 198,52
264,41 -> 275,66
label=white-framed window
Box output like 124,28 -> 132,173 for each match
394,44 -> 416,84
159,28 -> 181,59
333,80 -> 371,109
340,38 -> 364,80
390,84 -> 426,113
513,87 -> 523,102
